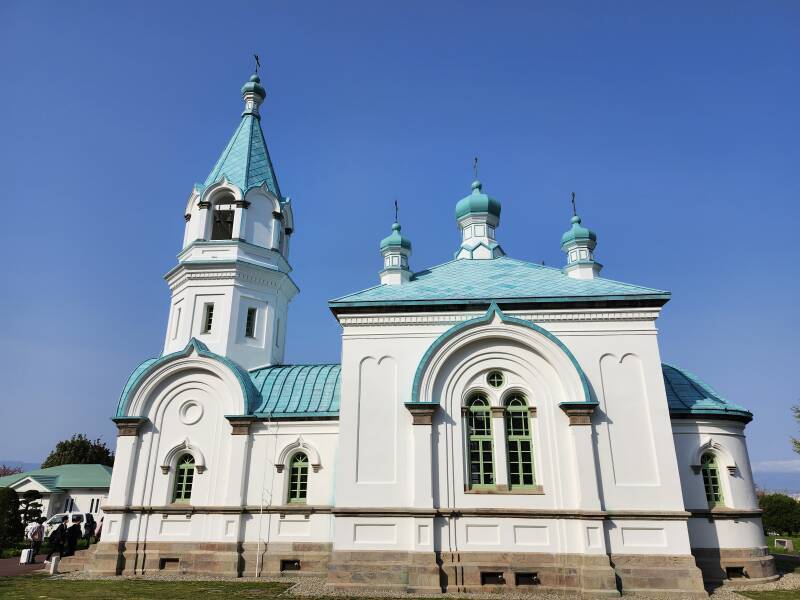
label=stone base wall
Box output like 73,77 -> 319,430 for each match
609,554 -> 707,598
692,547 -> 778,586
326,551 -> 619,595
85,541 -> 332,578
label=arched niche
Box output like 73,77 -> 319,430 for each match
275,437 -> 322,473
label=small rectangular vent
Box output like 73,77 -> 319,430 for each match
726,566 -> 746,579
159,558 -> 179,571
481,571 -> 505,585
280,559 -> 301,572
515,572 -> 540,586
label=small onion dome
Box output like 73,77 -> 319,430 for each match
560,215 -> 597,250
241,73 -> 266,99
455,180 -> 502,220
380,222 -> 412,251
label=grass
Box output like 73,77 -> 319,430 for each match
0,575 -> 291,599
767,535 -> 800,556
738,593 -> 800,600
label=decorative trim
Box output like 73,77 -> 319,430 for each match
561,404 -> 596,425
690,439 -> 738,475
276,437 -> 322,472
184,214 -> 191,222
272,211 -> 284,221
404,403 -> 439,425
234,200 -> 251,209
490,406 -> 505,417
688,508 -> 763,520
338,309 -> 661,327
100,504 -> 691,521
198,201 -> 211,209
529,406 -> 538,416
112,417 -> 148,436
225,416 -> 255,435
161,438 -> 207,474
464,485 -> 545,495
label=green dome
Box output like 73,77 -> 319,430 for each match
380,222 -> 412,251
455,180 -> 501,220
560,215 -> 597,249
241,73 -> 266,99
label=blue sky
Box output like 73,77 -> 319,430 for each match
0,1 -> 797,489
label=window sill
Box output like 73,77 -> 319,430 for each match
464,485 -> 544,495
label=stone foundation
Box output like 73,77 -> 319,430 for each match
692,547 -> 778,586
326,550 -> 619,595
86,541 -> 332,578
609,554 -> 707,598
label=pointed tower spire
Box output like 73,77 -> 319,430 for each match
561,194 -> 602,279
379,207 -> 412,285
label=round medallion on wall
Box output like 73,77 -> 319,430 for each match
179,400 -> 203,425
486,370 -> 505,388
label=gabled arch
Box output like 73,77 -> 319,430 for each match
117,338 -> 259,418
691,439 -> 737,475
275,437 -> 321,473
161,437 -> 206,474
411,303 -> 593,411
200,178 -> 244,205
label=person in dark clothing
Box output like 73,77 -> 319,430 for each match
65,518 -> 81,557
45,516 -> 68,562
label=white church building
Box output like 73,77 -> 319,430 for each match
89,72 -> 777,596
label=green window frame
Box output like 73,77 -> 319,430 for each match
466,395 -> 494,488
172,454 -> 196,504
504,394 -> 535,488
202,303 -> 214,334
287,452 -> 309,503
701,452 -> 724,507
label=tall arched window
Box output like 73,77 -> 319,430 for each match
287,452 -> 309,503
505,394 -> 535,489
466,395 -> 494,488
172,454 -> 196,504
701,452 -> 724,507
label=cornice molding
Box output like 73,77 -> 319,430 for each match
338,309 -> 661,328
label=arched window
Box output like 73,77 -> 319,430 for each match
172,454 -> 196,504
287,452 -> 309,503
701,452 -> 724,507
466,395 -> 494,488
211,197 -> 235,240
505,394 -> 535,489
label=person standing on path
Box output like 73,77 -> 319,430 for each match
27,519 -> 44,562
64,517 -> 81,557
44,516 -> 68,563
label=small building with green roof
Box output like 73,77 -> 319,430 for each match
0,464 -> 111,519
92,67 -> 774,593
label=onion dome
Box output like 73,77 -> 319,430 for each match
455,180 -> 502,221
380,222 -> 412,251
241,73 -> 266,100
560,215 -> 597,251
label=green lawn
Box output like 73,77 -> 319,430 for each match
738,593 -> 800,600
0,576 -> 290,600
767,535 -> 800,556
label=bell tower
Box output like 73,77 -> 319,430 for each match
163,71 -> 298,369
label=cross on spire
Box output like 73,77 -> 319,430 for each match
473,156 -> 479,180
394,199 -> 399,223
253,53 -> 261,74
571,192 -> 577,217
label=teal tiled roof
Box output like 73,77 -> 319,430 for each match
662,363 -> 751,421
330,256 -> 669,308
202,112 -> 281,197
0,464 -> 112,490
250,364 -> 340,418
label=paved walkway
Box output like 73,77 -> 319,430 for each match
0,554 -> 46,577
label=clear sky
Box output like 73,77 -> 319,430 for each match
1,1 -> 797,489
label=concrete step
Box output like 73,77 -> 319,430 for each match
57,547 -> 94,572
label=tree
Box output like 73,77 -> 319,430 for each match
759,493 -> 800,536
41,434 -> 114,468
793,405 -> 800,454
20,490 -> 43,524
0,488 -> 22,552
0,465 -> 23,477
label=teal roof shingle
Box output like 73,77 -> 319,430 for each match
250,364 -> 340,418
202,113 -> 281,197
0,464 -> 112,490
330,257 -> 669,308
662,363 -> 751,421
